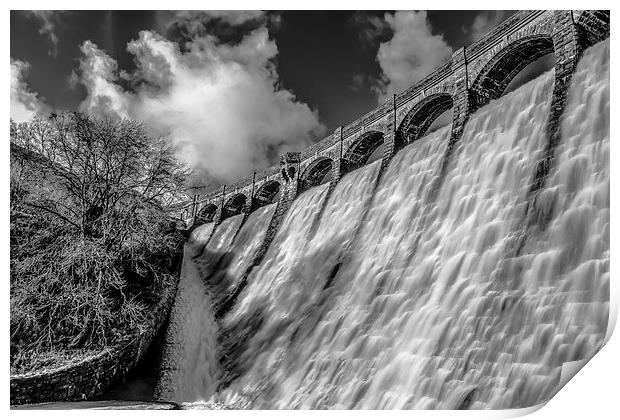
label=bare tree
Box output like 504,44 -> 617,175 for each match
10,113 -> 188,372
12,113 -> 190,238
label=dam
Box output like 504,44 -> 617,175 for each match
154,10 -> 610,409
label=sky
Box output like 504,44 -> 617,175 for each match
10,10 -> 517,188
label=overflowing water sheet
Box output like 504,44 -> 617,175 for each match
202,214 -> 245,255
206,203 -> 278,311
193,214 -> 245,279
217,160 -> 382,403
477,39 -> 610,408
155,221 -> 217,401
220,124 -> 454,408
158,203 -> 278,401
156,247 -> 221,402
166,40 -> 609,409
186,222 -> 214,256
216,183 -> 331,391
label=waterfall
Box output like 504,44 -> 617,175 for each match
186,222 -> 214,256
202,214 -> 245,254
157,204 -> 278,401
220,125 -> 453,408
215,183 -> 332,403
208,203 -> 278,313
156,247 -> 221,402
217,160 -> 382,406
191,213 -> 246,294
163,40 -> 609,409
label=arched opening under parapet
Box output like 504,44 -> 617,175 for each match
222,193 -> 247,219
343,131 -> 385,173
254,180 -> 282,209
504,53 -> 555,94
300,157 -> 333,190
470,35 -> 555,109
366,145 -> 385,164
396,93 -> 453,151
427,108 -> 454,134
197,203 -> 218,223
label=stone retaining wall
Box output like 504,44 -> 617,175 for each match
10,281 -> 179,406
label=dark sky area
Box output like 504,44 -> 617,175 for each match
10,10 -> 515,132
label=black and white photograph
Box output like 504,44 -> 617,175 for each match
7,2 -> 615,414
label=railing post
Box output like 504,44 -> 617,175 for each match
245,172 -> 257,215
449,46 -> 472,149
214,185 -> 226,225
332,127 -> 343,183
379,94 -> 397,176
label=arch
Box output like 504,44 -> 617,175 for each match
470,35 -> 554,109
343,131 -> 385,172
300,156 -> 334,190
396,93 -> 453,150
254,180 -> 282,208
197,203 -> 218,223
222,193 -> 247,219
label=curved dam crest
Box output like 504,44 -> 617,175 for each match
158,38 -> 609,409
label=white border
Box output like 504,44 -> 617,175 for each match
3,1 -> 618,419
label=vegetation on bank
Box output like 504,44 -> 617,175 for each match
10,113 -> 189,374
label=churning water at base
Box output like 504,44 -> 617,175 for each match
164,40 -> 609,409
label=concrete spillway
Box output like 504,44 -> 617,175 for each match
158,39 -> 609,409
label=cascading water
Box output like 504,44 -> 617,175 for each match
186,222 -> 215,256
202,213 -> 245,255
162,40 -> 609,409
156,246 -> 221,402
158,204 -> 279,402
216,183 -> 332,392
217,159 -> 382,405
219,124 -> 453,408
206,203 -> 278,312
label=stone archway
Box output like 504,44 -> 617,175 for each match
221,193 -> 247,220
343,131 -> 385,173
470,35 -> 555,110
396,93 -> 453,151
197,203 -> 218,223
254,180 -> 282,209
300,157 -> 334,191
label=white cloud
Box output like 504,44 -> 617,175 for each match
76,41 -> 132,119
10,59 -> 48,123
74,22 -> 324,186
373,11 -> 453,103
